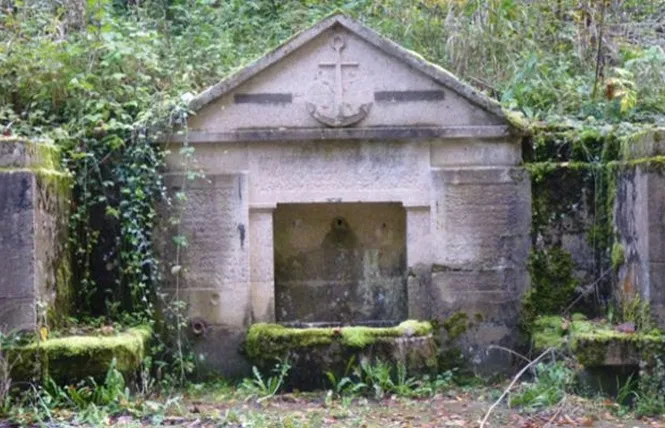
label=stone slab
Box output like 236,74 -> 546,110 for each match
430,138 -> 521,167
249,140 -> 431,207
0,172 -> 35,301
0,298 -> 36,332
431,167 -> 531,268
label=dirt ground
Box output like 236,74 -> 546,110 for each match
2,383 -> 664,427
102,389 -> 665,427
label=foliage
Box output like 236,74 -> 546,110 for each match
325,359 -> 454,400
239,358 -> 291,402
523,248 -> 579,330
635,356 -> 665,417
5,356 -> 182,426
325,356 -> 368,398
509,361 -> 574,411
0,331 -> 25,416
621,295 -> 654,332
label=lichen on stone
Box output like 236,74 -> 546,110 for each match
8,325 -> 152,383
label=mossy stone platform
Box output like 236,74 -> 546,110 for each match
7,326 -> 152,384
245,320 -> 437,388
533,315 -> 665,367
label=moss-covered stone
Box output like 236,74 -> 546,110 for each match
532,315 -> 665,367
246,320 -> 432,360
245,321 -> 436,389
0,137 -> 62,170
7,325 -> 152,383
612,242 -> 625,271
523,248 -> 579,331
443,312 -> 469,340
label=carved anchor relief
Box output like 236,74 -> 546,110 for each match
307,35 -> 372,127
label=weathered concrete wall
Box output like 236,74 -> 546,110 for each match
0,138 -> 71,332
525,129 -> 665,330
530,165 -> 598,287
0,170 -> 36,331
615,130 -> 665,326
273,203 -> 407,322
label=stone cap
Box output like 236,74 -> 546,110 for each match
0,137 -> 62,170
621,128 -> 665,160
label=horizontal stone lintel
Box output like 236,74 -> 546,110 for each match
432,166 -> 529,184
233,93 -> 292,104
164,125 -> 521,143
375,90 -> 445,102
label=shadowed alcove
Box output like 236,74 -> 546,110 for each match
273,203 -> 407,323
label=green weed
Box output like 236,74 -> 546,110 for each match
509,362 -> 574,411
239,358 -> 291,402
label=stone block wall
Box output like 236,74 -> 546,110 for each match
429,166 -> 531,371
0,138 -> 71,332
614,130 -> 665,326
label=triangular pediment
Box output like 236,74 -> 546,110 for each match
178,14 -> 519,143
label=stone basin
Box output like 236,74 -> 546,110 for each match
532,315 -> 665,397
244,320 -> 438,389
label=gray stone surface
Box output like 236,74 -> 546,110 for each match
0,139 -> 70,332
274,203 -> 407,322
615,130 -> 665,327
158,15 -> 529,377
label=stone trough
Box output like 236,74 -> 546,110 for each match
533,315 -> 665,396
7,326 -> 152,385
244,320 -> 438,389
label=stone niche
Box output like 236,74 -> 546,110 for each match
274,202 -> 407,323
157,14 -> 531,377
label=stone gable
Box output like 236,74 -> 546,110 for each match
172,14 -> 517,143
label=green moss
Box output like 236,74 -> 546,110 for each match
612,242 -> 625,271
531,315 -> 566,349
531,315 -> 665,367
8,325 -> 151,383
503,109 -> 531,133
523,248 -> 579,331
0,138 -> 62,170
575,339 -> 609,366
245,320 -> 433,360
443,312 -> 470,340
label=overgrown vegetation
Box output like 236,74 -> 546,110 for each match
509,361 -> 574,411
2,0 -> 664,322
2,0 -> 665,423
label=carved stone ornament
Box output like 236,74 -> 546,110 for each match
306,35 -> 372,127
